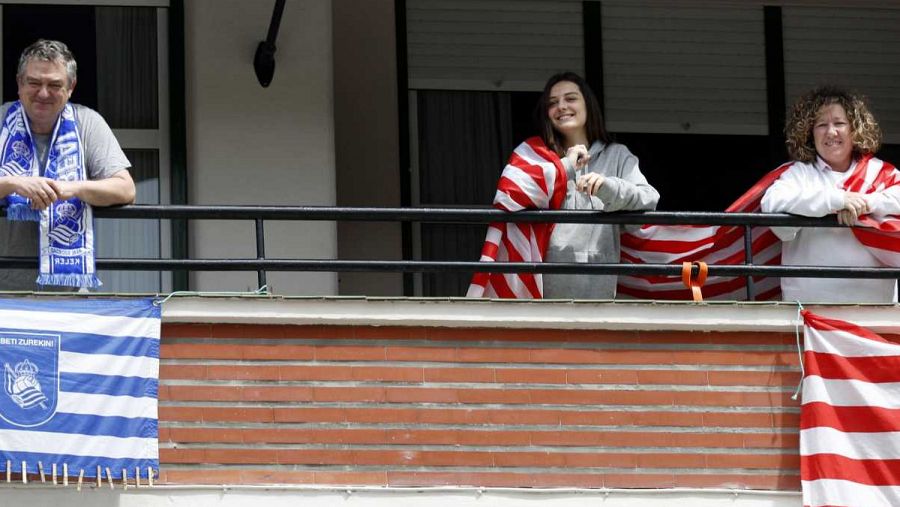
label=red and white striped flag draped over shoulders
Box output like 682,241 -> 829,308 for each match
467,141 -> 900,299
466,137 -> 567,298
851,158 -> 900,267
801,310 -> 900,507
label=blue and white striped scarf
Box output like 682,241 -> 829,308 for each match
0,102 -> 100,288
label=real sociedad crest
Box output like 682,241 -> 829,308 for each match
0,331 -> 59,427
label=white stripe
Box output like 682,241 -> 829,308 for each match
626,224 -> 719,242
502,165 -> 549,208
863,158 -> 885,187
801,426 -> 900,460
506,224 -> 533,263
493,190 -> 524,212
803,376 -> 900,409
513,144 -> 558,196
0,309 -> 158,339
60,351 -> 159,379
802,479 -> 900,507
0,428 -> 157,460
514,142 -> 559,202
807,326 -> 900,358
527,225 -> 543,261
58,392 -> 158,420
502,273 -> 532,299
485,226 -> 502,244
865,245 -> 900,269
465,284 -> 485,298
515,141 -> 553,169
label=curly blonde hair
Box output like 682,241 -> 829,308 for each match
784,86 -> 882,162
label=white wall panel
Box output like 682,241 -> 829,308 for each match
407,0 -> 583,91
185,0 -> 337,295
602,2 -> 768,135
783,7 -> 900,143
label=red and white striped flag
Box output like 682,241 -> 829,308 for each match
801,310 -> 900,506
468,137 -> 900,300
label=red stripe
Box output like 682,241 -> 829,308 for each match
507,152 -> 549,196
498,226 -> 542,298
801,402 -> 900,432
801,453 -> 900,486
469,273 -> 488,290
842,155 -> 873,193
621,234 -> 717,254
804,351 -> 900,383
617,276 -> 745,300
803,311 -> 895,344
497,176 -> 543,210
487,272 -> 516,299
525,136 -> 567,210
755,285 -> 781,301
725,163 -> 792,212
854,225 -> 900,247
622,225 -> 748,261
873,160 -> 900,189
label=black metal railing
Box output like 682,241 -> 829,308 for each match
2,205 -> 898,297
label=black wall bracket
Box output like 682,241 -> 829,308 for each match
254,0 -> 286,87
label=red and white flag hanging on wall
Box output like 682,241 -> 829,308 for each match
801,310 -> 900,506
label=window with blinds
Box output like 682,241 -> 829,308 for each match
601,2 -> 768,135
407,0 -> 584,91
783,6 -> 900,144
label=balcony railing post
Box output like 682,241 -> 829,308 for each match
255,218 -> 267,291
744,225 -> 755,300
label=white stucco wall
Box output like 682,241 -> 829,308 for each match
185,0 -> 337,295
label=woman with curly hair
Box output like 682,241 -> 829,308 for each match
761,86 -> 900,303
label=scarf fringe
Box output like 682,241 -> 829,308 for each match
36,273 -> 102,289
6,203 -> 41,222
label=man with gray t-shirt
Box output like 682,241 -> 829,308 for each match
0,39 -> 135,290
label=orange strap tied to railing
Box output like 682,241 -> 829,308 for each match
681,261 -> 708,302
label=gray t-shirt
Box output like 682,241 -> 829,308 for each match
0,102 -> 131,290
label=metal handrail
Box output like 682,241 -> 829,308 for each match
2,206 -> 897,296
86,205 -> 845,227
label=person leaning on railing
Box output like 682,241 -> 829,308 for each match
536,72 -> 660,298
760,87 -> 900,303
0,39 -> 135,291
467,72 -> 659,299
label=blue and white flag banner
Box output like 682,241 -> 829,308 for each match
0,298 -> 159,481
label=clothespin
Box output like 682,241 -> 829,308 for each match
21,461 -> 26,484
38,461 -> 45,483
76,469 -> 84,492
63,463 -> 69,486
135,466 -> 141,488
147,466 -> 154,487
52,463 -> 57,485
105,467 -> 113,489
6,459 -> 10,483
95,465 -> 101,488
122,468 -> 128,490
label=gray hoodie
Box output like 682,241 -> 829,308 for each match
543,141 -> 659,299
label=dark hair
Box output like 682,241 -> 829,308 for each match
785,85 -> 882,162
534,72 -> 610,156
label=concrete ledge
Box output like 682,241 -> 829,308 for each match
159,296 -> 900,333
0,485 -> 801,507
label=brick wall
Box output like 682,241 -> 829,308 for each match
158,323 -> 808,489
